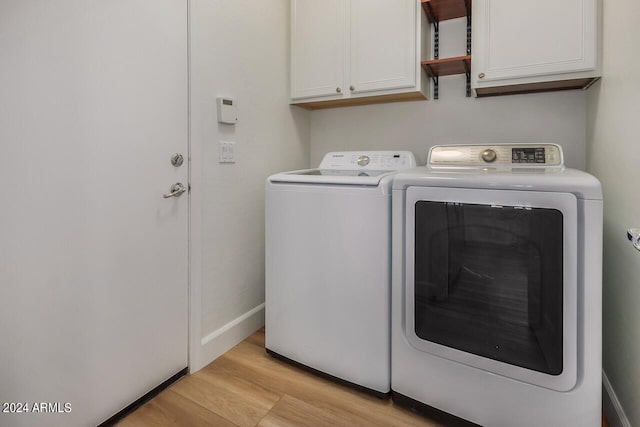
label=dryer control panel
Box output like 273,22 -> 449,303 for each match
428,144 -> 563,167
319,151 -> 417,171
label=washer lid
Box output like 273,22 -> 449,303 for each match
268,150 -> 417,186
268,169 -> 394,186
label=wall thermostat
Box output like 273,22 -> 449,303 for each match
216,97 -> 238,125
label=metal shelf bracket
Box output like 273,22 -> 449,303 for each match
425,0 -> 472,99
463,60 -> 471,97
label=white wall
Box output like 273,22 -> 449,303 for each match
587,1 -> 640,425
310,87 -> 587,168
190,0 -> 310,371
310,19 -> 588,169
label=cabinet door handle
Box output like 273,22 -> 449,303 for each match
336,87 -> 342,93
349,85 -> 355,91
478,72 -> 486,79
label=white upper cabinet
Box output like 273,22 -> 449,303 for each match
349,0 -> 416,94
290,0 -> 347,100
472,0 -> 600,96
291,0 -> 427,109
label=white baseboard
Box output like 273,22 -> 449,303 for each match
190,303 -> 265,373
603,370 -> 632,427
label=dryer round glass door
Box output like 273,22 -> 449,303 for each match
404,186 -> 578,392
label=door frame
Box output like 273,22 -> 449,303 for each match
186,0 -> 201,373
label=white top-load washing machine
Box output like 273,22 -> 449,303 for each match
266,151 -> 416,395
391,144 -> 602,426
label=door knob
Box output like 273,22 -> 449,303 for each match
171,153 -> 184,167
163,182 -> 187,198
627,228 -> 640,251
336,87 -> 342,93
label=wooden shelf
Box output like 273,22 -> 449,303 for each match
421,55 -> 471,78
420,1 -> 472,98
421,0 -> 471,23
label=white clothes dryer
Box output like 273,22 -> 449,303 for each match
266,151 -> 416,396
391,144 -> 602,426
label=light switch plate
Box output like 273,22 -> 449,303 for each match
218,141 -> 235,163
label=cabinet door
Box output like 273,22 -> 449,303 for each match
291,0 -> 347,100
349,0 -> 417,94
473,0 -> 598,84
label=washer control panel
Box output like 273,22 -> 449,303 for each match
357,155 -> 370,166
319,151 -> 417,171
429,144 -> 563,167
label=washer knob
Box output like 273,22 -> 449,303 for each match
481,149 -> 497,163
357,155 -> 370,166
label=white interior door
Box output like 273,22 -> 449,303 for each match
0,1 -> 189,426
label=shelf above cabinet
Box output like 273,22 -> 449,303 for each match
421,0 -> 471,23
421,55 -> 471,77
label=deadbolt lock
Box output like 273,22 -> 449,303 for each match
171,153 -> 184,167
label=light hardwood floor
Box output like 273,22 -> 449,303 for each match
118,329 -> 442,427
119,329 -> 609,427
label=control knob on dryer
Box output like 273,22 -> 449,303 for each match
481,149 -> 497,163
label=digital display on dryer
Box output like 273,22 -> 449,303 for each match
512,147 -> 546,163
